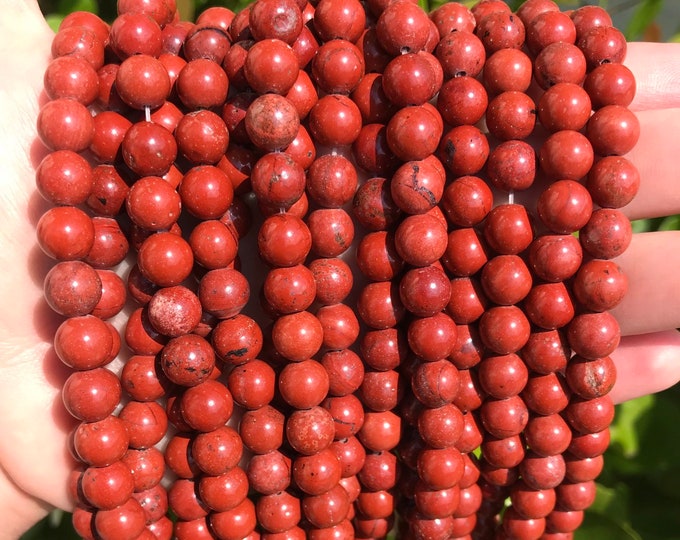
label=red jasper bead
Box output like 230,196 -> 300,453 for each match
411,359 -> 459,407
245,94 -> 300,152
481,254 -> 533,306
192,426 -> 243,476
293,448 -> 343,496
258,213 -> 312,267
176,110 -> 230,164
286,406 -> 336,455
352,177 -> 402,232
209,498 -> 257,540
73,415 -> 129,467
125,307 -> 167,356
438,125 -> 489,177
239,405 -> 285,455
587,104 -> 640,156
394,213 -> 448,267
522,329 -> 570,374
586,155 -> 640,209
479,306 -> 531,355
279,359 -> 330,409
375,0 -> 431,55
88,165 -> 129,217
566,354 -> 617,399
308,94 -> 362,147
264,264 -> 316,315
312,39 -> 365,95
122,447 -> 165,492
435,28 -> 485,80
188,220 -> 238,270
308,258 -> 353,306
37,98 -> 95,152
538,82 -> 592,133
436,75 -> 488,127
408,312 -> 458,362
314,0 -> 366,42
37,206 -> 94,261
481,433 -> 525,469
580,208 -> 632,260
486,139 -> 536,192
316,303 -> 360,350
564,395 -> 615,435
573,259 -> 627,312
485,91 -> 536,141
476,10 -> 526,53
520,451 -> 566,491
441,176 -> 493,228
44,52 -> 100,105
227,359 -> 276,409
390,158 -> 446,215
35,150 -> 93,206
564,453 -> 605,483
417,403 -> 464,449
198,466 -> 249,513
356,450 -> 399,492
329,435 -> 366,478
323,394 -> 365,440
357,281 -> 405,330
272,310 -> 324,362
177,58 -> 229,109
528,234 -> 583,283
483,48 -> 533,95
118,400 -> 168,449
358,369 -> 400,412
180,165 -> 234,220
212,314 -> 263,365
306,154 -> 358,209
534,42 -> 587,89
180,379 -> 233,432
524,413 -> 572,457
85,218 -> 129,270
164,433 -> 200,479
483,204 -> 534,255
122,121 -> 177,177
568,310 -> 621,360
478,353 -> 529,400
81,461 -> 135,510
160,333 -> 215,387
303,483 -> 351,529
55,315 -> 114,370
256,491 -> 301,534
63,367 -> 121,422
244,39 -> 298,95
584,62 -> 636,109
308,208 -> 355,258
522,372 -> 571,416
322,349 -> 365,396
198,267 -> 250,319
523,282 -> 575,330
480,395 -> 529,439
358,410 -> 401,452
400,265 -> 451,317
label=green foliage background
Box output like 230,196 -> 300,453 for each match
31,0 -> 680,538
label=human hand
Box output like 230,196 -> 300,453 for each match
1,1 -> 679,538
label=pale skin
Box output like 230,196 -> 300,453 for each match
1,1 -> 680,538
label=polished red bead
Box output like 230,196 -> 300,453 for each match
239,405 -> 285,455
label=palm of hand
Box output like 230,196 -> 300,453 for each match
0,4 -> 77,524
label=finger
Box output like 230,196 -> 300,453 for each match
621,108 -> 680,221
610,330 -> 680,403
625,42 -> 680,111
611,231 -> 680,336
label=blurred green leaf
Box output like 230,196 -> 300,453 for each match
576,511 -> 642,540
45,13 -> 65,32
658,213 -> 680,231
58,0 -> 98,14
609,394 -> 655,458
626,0 -> 663,40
